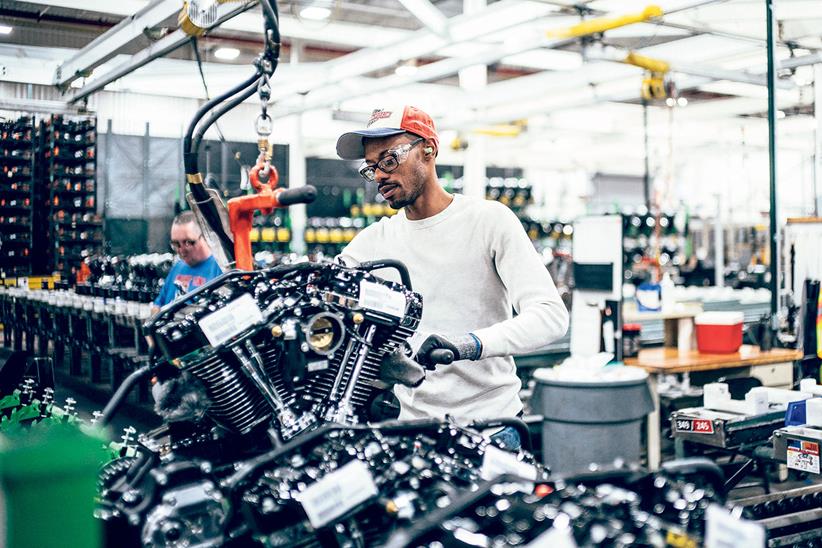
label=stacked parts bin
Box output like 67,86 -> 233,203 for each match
0,116 -> 38,277
43,115 -> 101,281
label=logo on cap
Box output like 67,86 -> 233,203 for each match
368,109 -> 392,127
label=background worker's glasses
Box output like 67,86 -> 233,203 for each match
170,235 -> 202,250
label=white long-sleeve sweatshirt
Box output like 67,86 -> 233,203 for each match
338,194 -> 569,422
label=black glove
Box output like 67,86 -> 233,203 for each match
415,334 -> 459,370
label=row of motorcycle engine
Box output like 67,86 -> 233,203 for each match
0,373 -> 731,548
87,259 -> 730,547
76,253 -> 174,304
391,466 -> 724,547
97,419 -> 731,548
98,421 -> 548,547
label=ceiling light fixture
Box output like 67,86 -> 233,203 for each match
299,6 -> 331,20
0,25 -> 12,35
395,62 -> 418,77
214,47 -> 241,60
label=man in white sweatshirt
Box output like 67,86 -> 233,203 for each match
336,106 -> 569,449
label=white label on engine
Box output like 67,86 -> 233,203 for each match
297,459 -> 378,528
481,446 -> 537,493
358,280 -> 406,317
198,293 -> 263,347
705,503 -> 765,548
307,360 -> 328,372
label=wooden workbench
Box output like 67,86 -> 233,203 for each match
624,345 -> 802,470
625,345 -> 802,374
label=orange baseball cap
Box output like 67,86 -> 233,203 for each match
336,105 -> 439,160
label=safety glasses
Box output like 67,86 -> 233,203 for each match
170,235 -> 202,251
358,137 -> 423,182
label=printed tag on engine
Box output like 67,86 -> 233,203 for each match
297,459 -> 378,528
198,293 -> 263,347
705,504 -> 765,548
786,438 -> 821,474
358,280 -> 406,317
481,446 -> 538,493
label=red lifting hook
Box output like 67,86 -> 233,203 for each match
228,160 -> 285,271
249,161 -> 279,194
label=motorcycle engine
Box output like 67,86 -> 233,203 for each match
148,261 -> 423,441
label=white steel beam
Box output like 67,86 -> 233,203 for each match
17,0 -> 151,16
0,97 -> 83,115
780,53 -> 822,70
269,4 -> 671,114
436,73 -> 716,130
264,0 -> 559,102
585,44 -> 795,89
53,0 -> 558,103
272,29 -> 555,116
25,0 -> 412,50
222,11 -> 409,49
396,0 -> 450,36
53,0 -> 183,89
64,29 -> 188,102
674,62 -> 794,88
64,2 -> 258,102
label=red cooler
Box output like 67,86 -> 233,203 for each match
695,311 -> 745,353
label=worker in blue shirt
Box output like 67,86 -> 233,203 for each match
152,211 -> 222,313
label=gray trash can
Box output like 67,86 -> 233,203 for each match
533,365 -> 654,476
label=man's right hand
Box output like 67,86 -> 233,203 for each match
415,334 -> 458,369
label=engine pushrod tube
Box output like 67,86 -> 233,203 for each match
338,325 -> 376,410
328,338 -> 357,402
231,343 -> 288,414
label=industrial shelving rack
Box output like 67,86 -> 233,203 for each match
622,210 -> 686,285
42,115 -> 102,280
250,208 -> 291,254
0,115 -> 38,277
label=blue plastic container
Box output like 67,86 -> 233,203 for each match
636,282 -> 661,312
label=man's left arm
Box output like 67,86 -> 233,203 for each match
471,206 -> 569,359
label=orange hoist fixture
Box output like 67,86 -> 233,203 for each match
228,77 -> 316,271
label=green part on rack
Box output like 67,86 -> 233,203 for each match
0,392 -> 20,410
1,402 -> 42,431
